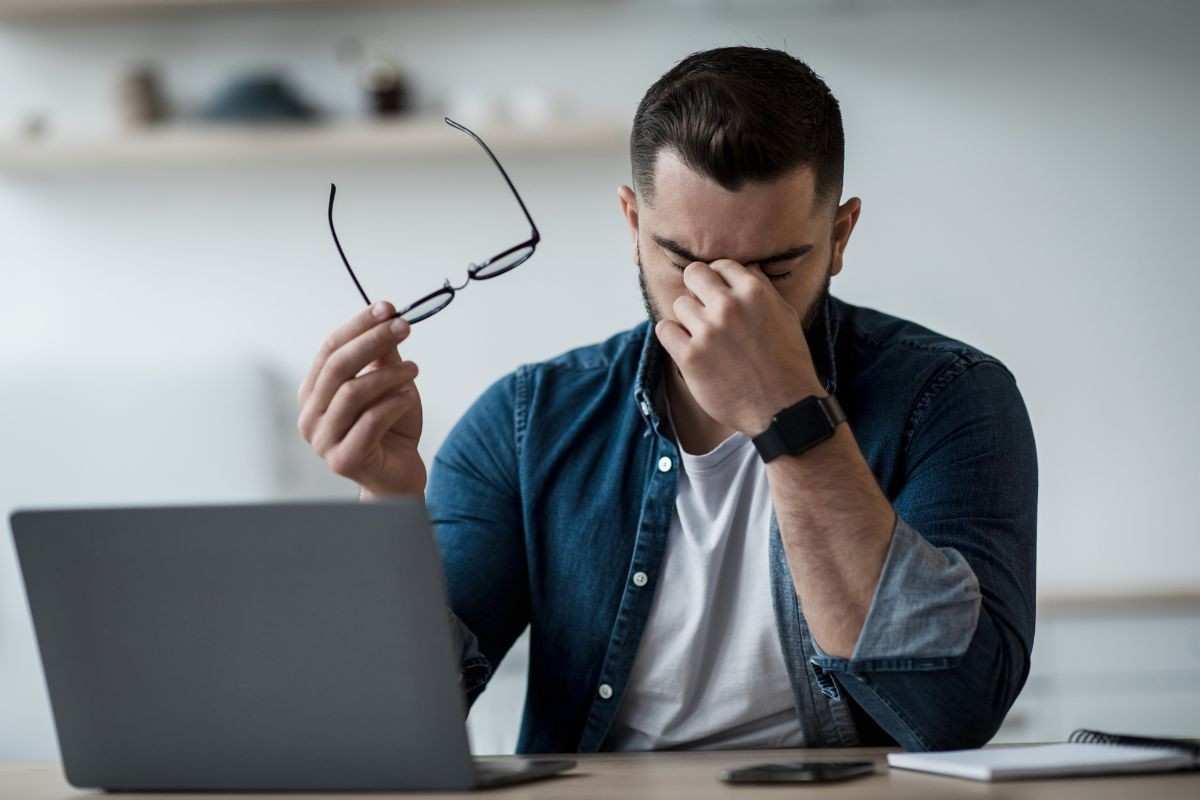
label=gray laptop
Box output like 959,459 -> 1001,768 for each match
10,499 -> 574,791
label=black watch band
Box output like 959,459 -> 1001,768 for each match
752,394 -> 846,463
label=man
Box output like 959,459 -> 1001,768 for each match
296,46 -> 1037,753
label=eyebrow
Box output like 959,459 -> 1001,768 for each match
651,235 -> 812,267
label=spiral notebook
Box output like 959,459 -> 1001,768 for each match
887,729 -> 1200,782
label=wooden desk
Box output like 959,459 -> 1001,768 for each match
3,748 -> 1198,798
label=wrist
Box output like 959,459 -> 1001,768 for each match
752,392 -> 845,463
749,385 -> 828,437
357,465 -> 428,501
358,483 -> 424,501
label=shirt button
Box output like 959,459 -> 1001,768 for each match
632,571 -> 648,587
598,683 -> 614,700
657,456 -> 673,472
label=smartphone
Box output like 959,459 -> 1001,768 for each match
720,760 -> 875,784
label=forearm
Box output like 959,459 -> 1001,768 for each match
766,423 -> 896,658
770,360 -> 1036,749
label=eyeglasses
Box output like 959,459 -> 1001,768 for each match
327,117 -> 541,324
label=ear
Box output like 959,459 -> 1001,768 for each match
617,184 -> 640,262
829,196 -> 861,277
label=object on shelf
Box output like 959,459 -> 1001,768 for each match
18,112 -> 49,140
446,86 -> 575,130
200,72 -> 321,124
118,64 -> 169,128
509,86 -> 574,129
445,88 -> 504,128
335,37 -> 413,119
366,59 -> 411,117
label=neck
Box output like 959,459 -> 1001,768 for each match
664,364 -> 737,455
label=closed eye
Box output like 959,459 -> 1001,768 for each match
671,261 -> 792,281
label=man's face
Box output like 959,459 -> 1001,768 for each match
621,149 -> 858,335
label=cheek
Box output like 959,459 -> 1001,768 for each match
775,257 -> 830,311
646,265 -> 688,315
795,267 -> 827,297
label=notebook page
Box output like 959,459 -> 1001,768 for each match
888,743 -> 1194,781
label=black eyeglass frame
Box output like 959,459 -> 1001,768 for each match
327,116 -> 541,324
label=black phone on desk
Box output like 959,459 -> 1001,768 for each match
721,760 -> 875,784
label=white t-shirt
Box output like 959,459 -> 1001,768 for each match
605,399 -> 806,751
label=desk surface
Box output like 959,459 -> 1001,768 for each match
4,748 -> 1198,798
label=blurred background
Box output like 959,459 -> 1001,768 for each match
1,0 -> 1198,759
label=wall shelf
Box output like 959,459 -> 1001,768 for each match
0,117 -> 629,173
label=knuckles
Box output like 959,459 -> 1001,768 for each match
675,343 -> 701,369
359,402 -> 385,427
325,349 -> 353,378
318,333 -> 341,360
340,379 -> 368,404
689,326 -> 715,350
325,448 -> 362,478
296,413 -> 313,443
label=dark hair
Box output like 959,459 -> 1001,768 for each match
631,46 -> 844,207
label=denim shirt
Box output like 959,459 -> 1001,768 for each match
427,294 -> 1037,753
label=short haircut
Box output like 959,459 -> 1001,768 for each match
631,46 -> 844,208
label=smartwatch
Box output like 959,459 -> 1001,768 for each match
752,394 -> 846,463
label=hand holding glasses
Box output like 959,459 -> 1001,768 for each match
327,117 -> 541,324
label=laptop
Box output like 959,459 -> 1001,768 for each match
10,499 -> 575,791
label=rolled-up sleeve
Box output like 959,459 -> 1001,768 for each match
811,359 -> 1037,751
812,516 -> 982,667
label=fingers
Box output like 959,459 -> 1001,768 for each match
298,301 -> 397,405
309,361 -> 420,454
681,261 -> 731,306
654,318 -> 691,362
330,391 -> 420,477
302,314 -> 412,431
671,293 -> 706,335
708,258 -> 766,293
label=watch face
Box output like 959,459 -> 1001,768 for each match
780,395 -> 834,452
777,395 -> 844,455
753,394 -> 843,462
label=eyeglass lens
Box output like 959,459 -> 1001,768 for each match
473,243 -> 535,280
396,290 -> 454,324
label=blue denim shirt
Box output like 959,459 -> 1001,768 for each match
428,294 -> 1037,753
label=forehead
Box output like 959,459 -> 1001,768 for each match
643,149 -> 822,260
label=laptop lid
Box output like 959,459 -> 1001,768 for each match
11,499 -> 480,790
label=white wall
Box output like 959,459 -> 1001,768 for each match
2,0 -> 1198,758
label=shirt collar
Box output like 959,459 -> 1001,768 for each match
632,292 -> 841,432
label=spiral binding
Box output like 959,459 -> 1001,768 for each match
1069,728 -> 1200,758
1069,729 -> 1120,745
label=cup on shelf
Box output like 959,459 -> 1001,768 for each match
446,86 -> 574,130
508,86 -> 574,130
445,89 -> 505,128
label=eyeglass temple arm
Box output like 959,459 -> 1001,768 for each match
444,116 -> 541,243
328,183 -> 373,307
